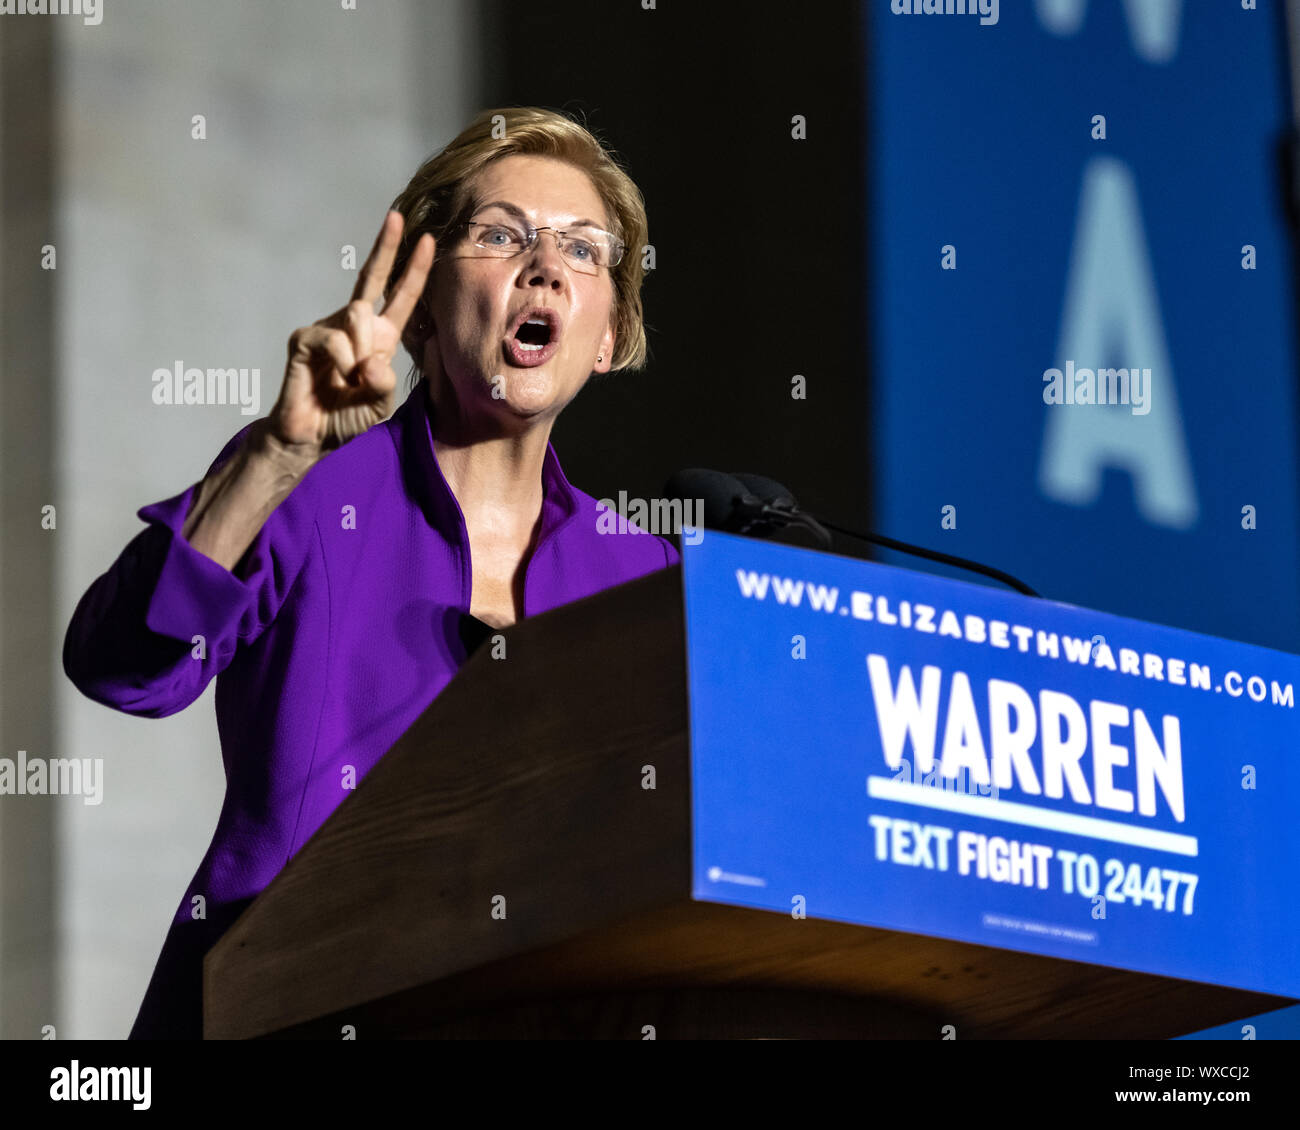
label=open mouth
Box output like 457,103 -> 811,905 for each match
514,317 -> 553,351
505,306 -> 561,367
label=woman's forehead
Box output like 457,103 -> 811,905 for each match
468,156 -> 609,227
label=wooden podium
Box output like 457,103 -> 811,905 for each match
204,566 -> 1290,1039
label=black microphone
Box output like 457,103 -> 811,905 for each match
664,468 -> 1040,598
663,468 -> 831,544
662,469 -> 762,532
727,471 -> 834,549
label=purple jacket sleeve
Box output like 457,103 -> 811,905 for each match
62,426 -> 317,718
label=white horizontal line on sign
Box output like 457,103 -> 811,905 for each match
866,777 -> 1199,858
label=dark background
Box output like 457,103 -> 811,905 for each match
476,0 -> 872,535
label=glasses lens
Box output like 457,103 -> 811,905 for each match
557,232 -> 606,274
467,217 -> 622,272
470,221 -> 527,255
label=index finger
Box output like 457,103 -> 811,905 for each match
379,232 -> 435,333
351,210 -> 404,305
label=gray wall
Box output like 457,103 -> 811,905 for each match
1,13 -> 58,1042
2,0 -> 478,1039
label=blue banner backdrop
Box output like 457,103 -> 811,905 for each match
868,0 -> 1300,652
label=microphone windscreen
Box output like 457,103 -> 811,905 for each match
664,468 -> 749,530
730,471 -> 797,508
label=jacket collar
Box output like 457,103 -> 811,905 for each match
393,379 -> 580,546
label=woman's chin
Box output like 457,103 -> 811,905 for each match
486,369 -> 575,421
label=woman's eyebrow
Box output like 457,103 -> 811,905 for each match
475,199 -> 606,230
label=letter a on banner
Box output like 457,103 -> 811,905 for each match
1038,156 -> 1198,528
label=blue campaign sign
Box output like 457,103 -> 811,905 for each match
682,531 -> 1300,997
867,1 -> 1300,653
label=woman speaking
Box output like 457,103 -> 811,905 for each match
63,106 -> 678,1039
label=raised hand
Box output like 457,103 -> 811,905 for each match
269,211 -> 435,453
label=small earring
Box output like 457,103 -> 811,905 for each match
598,354 -> 603,363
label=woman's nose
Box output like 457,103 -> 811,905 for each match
522,230 -> 568,281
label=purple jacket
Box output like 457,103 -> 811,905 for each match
63,380 -> 679,1039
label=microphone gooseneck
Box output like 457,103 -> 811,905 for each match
664,468 -> 1040,598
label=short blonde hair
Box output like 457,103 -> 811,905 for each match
386,106 -> 649,377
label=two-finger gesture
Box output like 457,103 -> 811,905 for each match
271,211 -> 435,451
